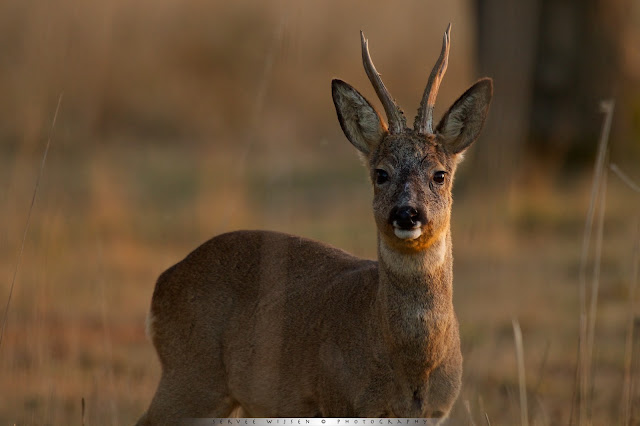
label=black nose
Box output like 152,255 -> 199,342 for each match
390,206 -> 421,229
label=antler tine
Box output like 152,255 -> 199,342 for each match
360,31 -> 407,134
414,23 -> 451,135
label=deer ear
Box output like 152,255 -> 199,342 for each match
436,78 -> 493,155
332,79 -> 387,155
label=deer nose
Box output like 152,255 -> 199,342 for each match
390,206 -> 421,229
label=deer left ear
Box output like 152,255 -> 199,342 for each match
436,78 -> 493,155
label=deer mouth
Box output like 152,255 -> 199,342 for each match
392,222 -> 423,240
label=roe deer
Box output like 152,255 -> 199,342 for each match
137,24 -> 492,424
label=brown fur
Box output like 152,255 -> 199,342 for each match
137,32 -> 492,425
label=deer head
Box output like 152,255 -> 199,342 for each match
332,25 -> 493,253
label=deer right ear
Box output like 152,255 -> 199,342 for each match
332,79 -> 387,155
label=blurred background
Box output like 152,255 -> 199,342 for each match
1,0 -> 639,424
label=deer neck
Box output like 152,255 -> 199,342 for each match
375,227 -> 455,369
377,228 -> 453,297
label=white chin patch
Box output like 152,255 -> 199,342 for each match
393,224 -> 422,240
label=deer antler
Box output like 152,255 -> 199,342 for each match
360,31 -> 407,134
414,23 -> 451,135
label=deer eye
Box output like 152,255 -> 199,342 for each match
375,169 -> 389,185
433,171 -> 446,184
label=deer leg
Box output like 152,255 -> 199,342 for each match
138,364 -> 236,425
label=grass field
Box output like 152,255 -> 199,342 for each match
1,0 -> 639,424
2,140 -> 639,425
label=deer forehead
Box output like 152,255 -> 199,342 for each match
372,134 -> 449,173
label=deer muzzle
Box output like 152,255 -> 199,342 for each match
389,206 -> 425,240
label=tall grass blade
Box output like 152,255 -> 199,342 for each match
610,164 -> 640,194
586,153 -> 608,412
577,99 -> 614,425
464,399 -> 477,426
0,93 -> 63,352
621,222 -> 639,426
513,318 -> 528,426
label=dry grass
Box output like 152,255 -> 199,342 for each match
1,0 -> 639,425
